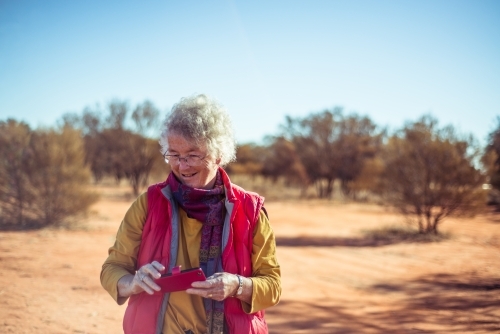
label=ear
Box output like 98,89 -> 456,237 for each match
215,157 -> 221,165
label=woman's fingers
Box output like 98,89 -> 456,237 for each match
187,272 -> 238,301
141,262 -> 164,279
137,277 -> 156,294
151,261 -> 166,272
142,274 -> 161,292
134,262 -> 165,294
186,286 -> 221,300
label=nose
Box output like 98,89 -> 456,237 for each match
178,158 -> 191,168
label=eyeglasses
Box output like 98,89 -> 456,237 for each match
164,153 -> 206,166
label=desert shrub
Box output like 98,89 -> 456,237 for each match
0,120 -> 98,228
482,117 -> 500,206
0,120 -> 33,225
379,115 -> 486,234
346,157 -> 385,201
261,137 -> 308,188
280,109 -> 383,198
124,132 -> 165,195
226,143 -> 265,179
62,100 -> 163,194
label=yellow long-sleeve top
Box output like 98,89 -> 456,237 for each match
101,192 -> 281,334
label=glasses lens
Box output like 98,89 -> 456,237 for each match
164,154 -> 204,166
164,154 -> 176,164
186,155 -> 202,166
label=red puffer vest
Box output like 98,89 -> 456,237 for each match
123,168 -> 268,334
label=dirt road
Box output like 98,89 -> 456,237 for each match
1,187 -> 499,333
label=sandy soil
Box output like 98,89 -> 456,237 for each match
1,184 -> 499,333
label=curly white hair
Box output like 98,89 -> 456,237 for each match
159,94 -> 236,166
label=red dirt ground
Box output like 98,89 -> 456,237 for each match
1,184 -> 499,333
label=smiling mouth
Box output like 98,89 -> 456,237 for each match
182,172 -> 197,177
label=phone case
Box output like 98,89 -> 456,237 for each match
154,266 -> 206,294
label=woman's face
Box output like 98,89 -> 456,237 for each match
166,133 -> 220,189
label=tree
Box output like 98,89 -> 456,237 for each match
347,157 -> 385,200
101,101 -> 163,193
106,100 -> 129,130
26,126 -> 98,226
123,132 -> 163,196
282,111 -> 338,198
132,100 -> 160,137
261,137 -> 308,188
379,115 -> 486,234
57,100 -> 166,193
0,121 -> 98,228
63,100 -> 164,188
483,117 -> 500,190
0,120 -> 34,225
60,106 -> 106,183
332,114 -> 384,196
281,108 -> 383,198
226,143 -> 265,178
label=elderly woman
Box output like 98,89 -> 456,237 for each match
101,94 -> 281,334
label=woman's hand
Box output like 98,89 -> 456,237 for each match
186,272 -> 253,303
117,261 -> 165,298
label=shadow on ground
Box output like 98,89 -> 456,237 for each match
0,221 -> 46,231
276,229 -> 447,247
276,235 -> 399,247
267,273 -> 500,333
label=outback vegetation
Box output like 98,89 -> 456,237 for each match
482,116 -> 500,202
378,116 -> 485,234
0,120 -> 97,228
0,101 -> 495,232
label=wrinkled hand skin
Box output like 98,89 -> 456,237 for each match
187,272 -> 252,304
117,261 -> 166,297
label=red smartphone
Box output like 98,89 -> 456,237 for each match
154,266 -> 206,294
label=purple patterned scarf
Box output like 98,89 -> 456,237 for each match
167,170 -> 226,333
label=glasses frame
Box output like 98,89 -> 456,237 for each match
163,153 -> 207,166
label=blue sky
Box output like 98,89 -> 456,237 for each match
1,0 -> 499,145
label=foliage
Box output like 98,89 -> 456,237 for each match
131,100 -> 160,137
60,100 -> 164,195
0,120 -> 98,228
261,137 -> 308,188
378,115 -> 486,234
0,120 -> 33,225
27,126 -> 98,225
124,132 -> 163,195
346,157 -> 385,200
281,108 -> 383,198
482,117 -> 500,194
226,143 -> 265,177
15,97 -> 493,217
